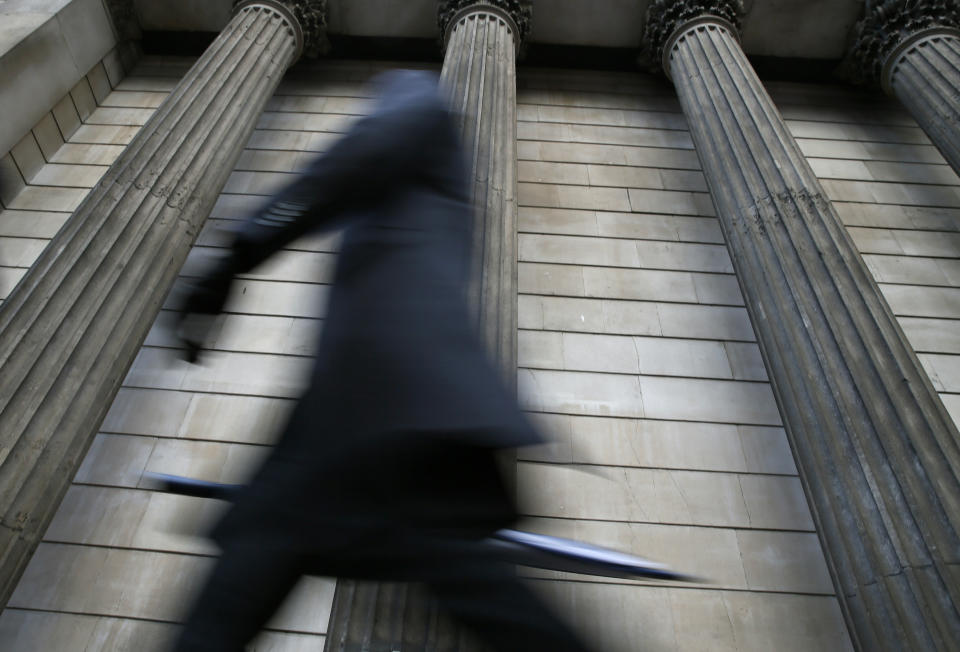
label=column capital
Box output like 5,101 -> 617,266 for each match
642,0 -> 745,75
233,0 -> 329,59
438,1 -> 533,49
847,0 -> 960,88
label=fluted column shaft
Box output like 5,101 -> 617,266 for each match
0,1 -> 306,606
324,3 -> 526,651
662,17 -> 960,652
885,29 -> 960,174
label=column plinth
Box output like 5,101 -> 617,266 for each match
0,0 -> 321,606
646,1 -> 960,649
324,3 -> 528,651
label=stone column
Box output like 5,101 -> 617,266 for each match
848,0 -> 960,175
644,1 -> 960,650
324,2 -> 530,651
0,0 -> 326,606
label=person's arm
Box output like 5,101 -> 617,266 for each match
176,79 -> 450,360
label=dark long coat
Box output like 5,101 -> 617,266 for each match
184,71 -> 541,556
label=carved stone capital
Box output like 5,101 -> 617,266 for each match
642,0 -> 745,73
233,0 -> 329,59
438,1 -> 533,47
847,0 -> 960,86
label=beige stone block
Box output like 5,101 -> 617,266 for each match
183,247 -> 336,285
667,589 -> 738,651
30,162 -> 108,188
518,294 -> 544,329
864,254 -> 951,285
52,94 -> 82,141
936,259 -> 960,285
738,425 -> 798,475
693,273 -> 744,306
110,78 -> 169,94
520,517 -> 747,589
86,106 -> 154,127
0,209 -> 69,238
586,164 -> 663,189
101,90 -> 167,109
101,387 -> 193,437
640,377 -> 782,425
657,303 -> 755,341
518,140 -> 620,165
0,237 -> 48,268
865,160 -> 960,185
265,576 -> 336,635
636,240 -> 733,273
582,267 -> 698,302
562,332 -> 640,373
71,124 -> 139,145
518,206 -> 599,235
125,347 -> 312,398
623,145 -> 701,170
143,438 -> 268,486
919,353 -> 960,392
627,188 -> 715,216
518,330 -> 564,369
45,485 -> 220,555
737,530 -> 834,593
739,474 -> 815,530
899,316 -> 960,354
797,137 -> 939,164
534,296 -> 661,336
943,393 -> 960,428
893,229 -> 960,257
531,580 -> 677,652
518,160 -> 589,185
0,610 -> 179,652
74,433 -> 157,487
634,336 -> 732,379
164,278 -> 329,319
0,154 -> 25,206
9,544 -> 211,621
50,142 -> 125,165
597,211 -> 725,243
10,132 -> 45,182
245,129 -> 316,152
787,119 -> 928,144
32,112 -> 64,160
235,149 -> 313,174
518,262 -> 585,296
660,168 -> 710,192
0,267 -> 26,300
518,369 -> 644,417
724,342 -> 768,381
178,392 -> 294,444
881,284 -> 960,319
518,463 -> 751,527
521,414 -> 753,473
846,226 -> 904,254
519,182 -> 631,211
519,233 -> 639,268
70,78 -> 98,120
808,157 -> 872,180
720,590 -> 852,652
251,631 -> 327,651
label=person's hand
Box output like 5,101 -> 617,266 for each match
175,274 -> 232,363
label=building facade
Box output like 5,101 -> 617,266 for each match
0,1 -> 958,650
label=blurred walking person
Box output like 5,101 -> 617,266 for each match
172,70 -> 592,652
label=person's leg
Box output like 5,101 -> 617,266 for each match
173,541 -> 303,652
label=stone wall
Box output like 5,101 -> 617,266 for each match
0,57 -> 958,651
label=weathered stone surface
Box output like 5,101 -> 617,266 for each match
325,3 -> 525,650
846,1 -> 960,176
656,8 -> 960,652
0,2 -> 304,607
